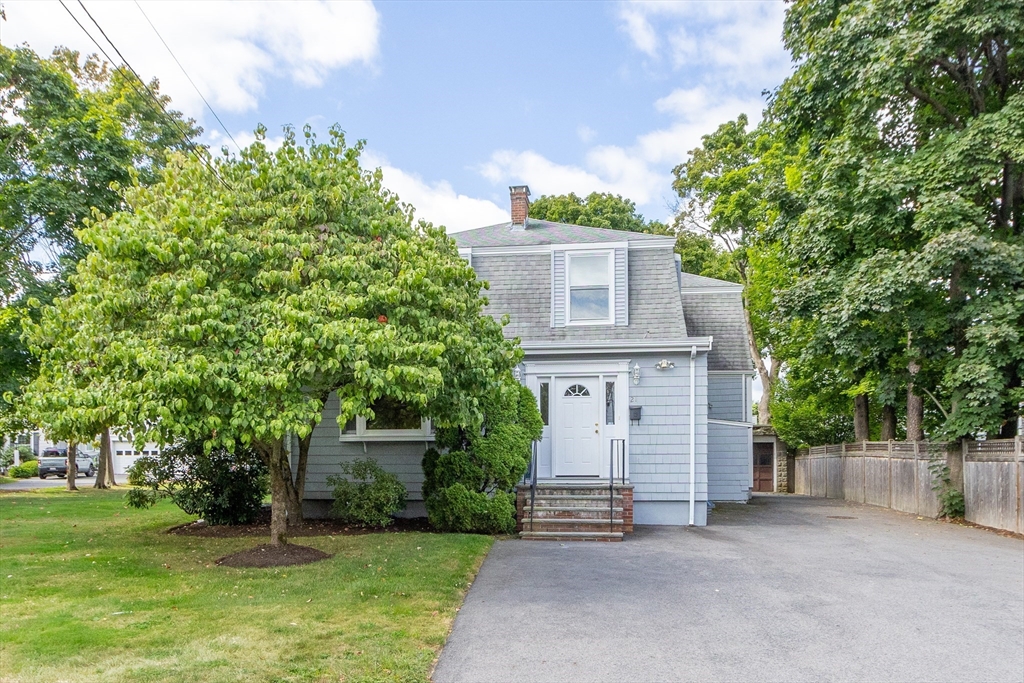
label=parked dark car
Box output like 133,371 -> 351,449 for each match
37,447 -> 95,479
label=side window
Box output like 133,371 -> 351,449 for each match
340,397 -> 431,439
539,382 -> 549,426
605,381 -> 615,425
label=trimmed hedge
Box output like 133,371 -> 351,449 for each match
9,460 -> 39,479
423,376 -> 542,534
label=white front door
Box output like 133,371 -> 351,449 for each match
555,377 -> 601,476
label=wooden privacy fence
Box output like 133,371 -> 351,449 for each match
794,438 -> 1023,535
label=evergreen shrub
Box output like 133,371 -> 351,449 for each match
327,458 -> 407,527
125,440 -> 268,525
422,376 -> 543,534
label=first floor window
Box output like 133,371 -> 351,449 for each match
605,381 -> 615,425
539,382 -> 550,426
366,397 -> 422,431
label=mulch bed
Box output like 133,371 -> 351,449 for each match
168,512 -> 433,538
215,543 -> 332,568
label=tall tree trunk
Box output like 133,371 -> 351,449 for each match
281,437 -> 302,527
269,437 -> 288,546
854,395 -> 870,441
103,432 -> 116,487
741,294 -> 773,425
880,404 -> 897,441
93,429 -> 110,489
66,441 -> 78,491
906,385 -> 924,441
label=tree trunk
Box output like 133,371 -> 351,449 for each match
906,386 -> 924,441
288,429 -> 314,526
103,432 -> 116,487
741,293 -> 773,425
66,441 -> 78,491
880,404 -> 897,441
854,394 -> 870,441
269,437 -> 288,546
94,430 -> 110,489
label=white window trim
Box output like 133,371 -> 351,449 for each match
339,416 -> 434,442
565,249 -> 614,326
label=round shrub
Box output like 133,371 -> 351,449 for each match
422,375 -> 542,534
125,440 -> 268,525
9,460 -> 39,479
327,458 -> 407,527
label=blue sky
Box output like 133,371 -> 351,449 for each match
3,0 -> 793,231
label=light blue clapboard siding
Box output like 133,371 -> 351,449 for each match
291,393 -> 430,502
707,421 -> 751,501
708,374 -> 746,422
627,352 -> 708,502
614,247 -> 628,326
551,251 -> 565,327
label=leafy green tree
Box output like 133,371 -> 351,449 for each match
422,377 -> 542,533
24,126 -> 519,545
1,45 -> 198,439
672,116 -> 799,425
772,0 -> 1024,439
527,191 -> 668,234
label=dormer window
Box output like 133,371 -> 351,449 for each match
567,251 -> 613,324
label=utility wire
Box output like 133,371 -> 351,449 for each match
57,0 -> 231,189
132,0 -> 240,153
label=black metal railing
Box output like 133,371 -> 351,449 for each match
609,439 -> 626,533
529,440 -> 538,532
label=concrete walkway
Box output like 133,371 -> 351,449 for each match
433,495 -> 1024,683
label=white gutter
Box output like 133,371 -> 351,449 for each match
689,345 -> 697,526
520,338 -> 713,355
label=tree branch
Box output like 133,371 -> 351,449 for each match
904,80 -> 963,129
920,385 -> 951,421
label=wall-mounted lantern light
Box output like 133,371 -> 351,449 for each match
654,359 -> 675,370
632,362 -> 641,385
512,364 -> 523,382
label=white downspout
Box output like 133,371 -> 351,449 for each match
689,345 -> 697,526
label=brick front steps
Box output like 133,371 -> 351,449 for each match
516,483 -> 634,541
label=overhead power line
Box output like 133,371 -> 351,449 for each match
132,0 -> 240,153
57,0 -> 231,189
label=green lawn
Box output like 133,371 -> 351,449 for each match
0,489 -> 493,682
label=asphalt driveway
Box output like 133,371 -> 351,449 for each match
433,495 -> 1024,683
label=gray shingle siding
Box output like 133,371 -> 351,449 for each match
471,248 -> 687,343
627,352 -> 708,502
680,286 -> 752,371
708,375 -> 746,422
292,393 -> 429,502
708,421 -> 751,501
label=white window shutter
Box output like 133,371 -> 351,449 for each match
614,247 -> 628,326
552,250 -> 566,327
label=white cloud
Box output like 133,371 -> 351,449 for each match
577,124 -> 597,144
478,86 -> 761,216
363,152 -> 509,233
478,4 -> 789,219
617,0 -> 790,87
0,0 -> 379,121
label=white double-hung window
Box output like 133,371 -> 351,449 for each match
567,251 -> 613,324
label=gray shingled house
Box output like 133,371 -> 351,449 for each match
294,186 -> 754,536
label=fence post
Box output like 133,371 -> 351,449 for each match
887,441 -> 893,509
1017,436 -> 1022,535
913,440 -> 920,515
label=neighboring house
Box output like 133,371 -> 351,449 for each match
3,429 -> 159,476
297,186 -> 755,535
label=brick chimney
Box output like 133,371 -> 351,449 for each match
510,185 -> 530,230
